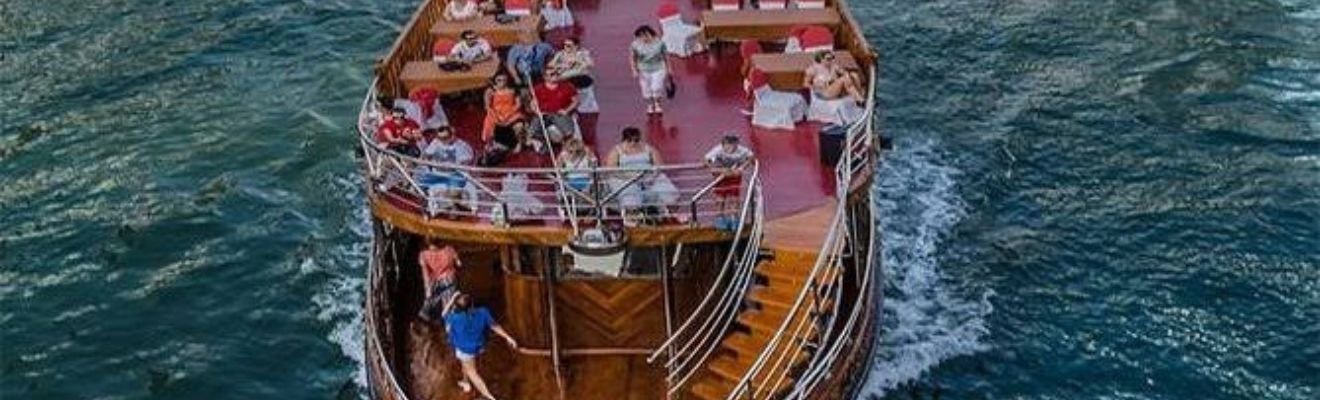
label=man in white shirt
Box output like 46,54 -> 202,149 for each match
703,134 -> 755,230
419,127 -> 476,213
449,30 -> 493,64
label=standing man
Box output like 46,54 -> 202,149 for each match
417,242 -> 461,323
444,293 -> 518,400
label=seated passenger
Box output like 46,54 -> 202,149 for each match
530,72 -> 579,144
418,127 -> 476,213
401,88 -> 449,129
443,0 -> 481,22
548,37 -> 595,89
605,127 -> 679,226
481,120 -> 543,166
703,134 -> 755,230
375,108 -> 422,156
541,0 -> 575,30
558,138 -> 597,194
450,30 -> 494,64
804,50 -> 863,104
505,40 -> 555,85
481,74 -> 523,143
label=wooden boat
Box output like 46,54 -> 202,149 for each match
356,0 -> 881,398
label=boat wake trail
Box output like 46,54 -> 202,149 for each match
859,139 -> 991,398
311,175 -> 372,395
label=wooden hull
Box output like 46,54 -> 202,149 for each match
360,0 -> 882,398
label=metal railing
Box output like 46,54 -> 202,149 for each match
647,162 -> 766,395
356,85 -> 751,231
724,64 -> 878,399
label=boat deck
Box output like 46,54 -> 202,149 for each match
437,0 -> 838,220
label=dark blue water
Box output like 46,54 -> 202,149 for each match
2,0 -> 1317,399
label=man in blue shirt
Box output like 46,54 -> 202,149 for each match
505,40 -> 555,86
443,292 -> 518,399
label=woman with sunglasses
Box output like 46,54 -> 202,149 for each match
804,50 -> 864,104
548,37 -> 595,89
481,73 -> 524,143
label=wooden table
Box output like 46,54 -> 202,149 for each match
430,15 -> 543,47
750,51 -> 859,91
700,9 -> 841,41
400,58 -> 500,95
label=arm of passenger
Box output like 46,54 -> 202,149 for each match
490,323 -> 518,349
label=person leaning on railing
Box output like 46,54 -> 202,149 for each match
558,137 -> 597,194
605,126 -> 680,226
703,134 -> 755,231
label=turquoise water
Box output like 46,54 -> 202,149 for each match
2,0 -> 1317,399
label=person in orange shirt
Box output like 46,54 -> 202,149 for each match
481,74 -> 524,142
417,242 -> 462,323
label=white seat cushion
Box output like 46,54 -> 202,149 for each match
751,86 -> 806,130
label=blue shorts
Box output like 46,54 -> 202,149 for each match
567,176 -> 591,192
418,172 -> 467,190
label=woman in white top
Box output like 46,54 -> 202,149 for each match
548,37 -> 595,89
803,50 -> 863,103
443,0 -> 481,22
558,137 -> 597,194
605,127 -> 678,224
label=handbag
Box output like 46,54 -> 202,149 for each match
664,75 -> 677,99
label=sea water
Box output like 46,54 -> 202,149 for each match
2,0 -> 1317,399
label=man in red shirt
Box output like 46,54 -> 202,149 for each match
530,72 -> 579,144
417,242 -> 462,323
375,108 -> 422,156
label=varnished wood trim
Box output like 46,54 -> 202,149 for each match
370,194 -> 738,246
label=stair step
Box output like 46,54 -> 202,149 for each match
708,355 -> 748,381
720,331 -> 766,357
689,376 -> 736,400
737,308 -> 791,333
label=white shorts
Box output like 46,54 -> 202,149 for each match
455,349 -> 477,361
638,69 -> 667,100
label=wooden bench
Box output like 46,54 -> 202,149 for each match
431,15 -> 543,48
400,58 -> 501,95
750,51 -> 859,91
701,9 -> 841,41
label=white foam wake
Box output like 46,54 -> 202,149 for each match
310,175 -> 372,393
858,139 -> 992,398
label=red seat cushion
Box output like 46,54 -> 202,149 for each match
432,38 -> 456,57
655,2 -> 680,18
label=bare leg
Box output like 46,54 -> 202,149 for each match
461,358 -> 497,400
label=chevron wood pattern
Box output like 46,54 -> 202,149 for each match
555,280 -> 668,348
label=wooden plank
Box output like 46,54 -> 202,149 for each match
399,58 -> 500,95
430,14 -> 544,47
700,9 -> 841,41
750,51 -> 859,91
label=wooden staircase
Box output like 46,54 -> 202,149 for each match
686,247 -> 834,400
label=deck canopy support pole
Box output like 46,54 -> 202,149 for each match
543,253 -> 568,399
